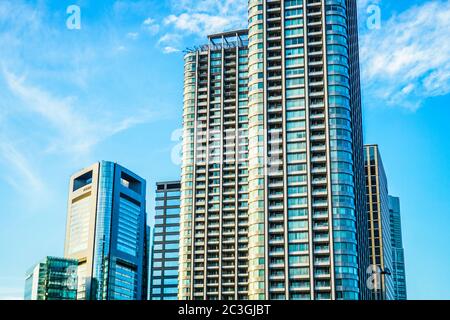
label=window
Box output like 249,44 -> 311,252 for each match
166,208 -> 180,215
165,269 -> 178,276
165,251 -> 179,259
166,217 -> 180,225
73,171 -> 93,191
117,197 -> 141,257
289,232 -> 308,241
120,172 -> 142,194
165,260 -> 179,268
167,199 -> 181,206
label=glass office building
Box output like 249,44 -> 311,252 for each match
150,181 -> 181,300
389,196 -> 407,300
64,161 -> 148,300
364,145 -> 394,300
24,256 -> 78,300
180,0 -> 370,300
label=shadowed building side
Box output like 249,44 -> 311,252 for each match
364,145 -> 394,300
150,181 -> 181,300
389,196 -> 407,300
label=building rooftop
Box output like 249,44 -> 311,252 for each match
185,29 -> 249,54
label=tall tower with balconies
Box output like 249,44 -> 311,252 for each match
246,0 -> 368,300
180,31 -> 250,300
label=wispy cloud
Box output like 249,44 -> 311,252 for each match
126,32 -> 139,40
359,0 -> 450,110
3,70 -> 159,156
0,136 -> 45,195
0,101 -> 45,194
0,0 -> 42,31
0,0 -> 168,201
162,46 -> 181,54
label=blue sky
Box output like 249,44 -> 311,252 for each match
0,0 -> 449,300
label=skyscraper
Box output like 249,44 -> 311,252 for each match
180,0 -> 369,300
364,145 -> 394,300
64,161 -> 148,300
246,0 -> 369,300
24,256 -> 78,300
389,196 -> 407,300
180,30 -> 250,300
150,181 -> 181,300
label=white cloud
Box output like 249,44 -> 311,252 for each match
157,33 -> 183,53
128,0 -> 248,54
143,17 -> 155,25
126,32 -> 139,40
164,0 -> 247,37
163,46 -> 181,54
154,0 -> 247,53
143,17 -> 160,35
164,13 -> 232,35
115,45 -> 127,52
360,0 -> 450,110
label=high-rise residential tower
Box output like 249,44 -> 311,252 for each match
389,196 -> 407,300
180,0 -> 370,300
24,257 -> 78,300
64,161 -> 148,300
364,145 -> 394,300
180,30 -> 250,300
246,0 -> 369,300
150,181 -> 181,300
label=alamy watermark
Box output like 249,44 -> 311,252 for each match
170,120 -> 295,178
366,2 -> 382,30
66,5 -> 81,30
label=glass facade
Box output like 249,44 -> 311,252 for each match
24,257 -> 78,300
91,161 -> 114,300
64,161 -> 148,300
150,181 -> 181,300
389,196 -> 407,300
326,0 -> 361,300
